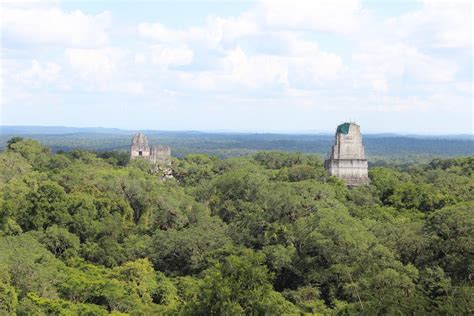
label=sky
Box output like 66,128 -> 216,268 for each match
1,0 -> 473,134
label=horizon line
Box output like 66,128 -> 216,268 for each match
1,125 -> 473,137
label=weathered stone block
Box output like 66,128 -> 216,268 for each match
130,133 -> 171,163
325,123 -> 369,186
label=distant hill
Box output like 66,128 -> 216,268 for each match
0,126 -> 133,135
1,125 -> 472,139
1,125 -> 473,160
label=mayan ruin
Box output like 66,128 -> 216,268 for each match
130,132 -> 171,164
325,122 -> 369,186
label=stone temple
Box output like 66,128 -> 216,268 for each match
130,132 -> 171,164
324,122 -> 369,186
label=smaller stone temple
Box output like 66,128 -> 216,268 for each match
130,132 -> 171,164
325,122 -> 369,186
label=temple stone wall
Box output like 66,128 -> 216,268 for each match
325,123 -> 369,186
130,133 -> 171,163
130,133 -> 151,159
150,145 -> 172,164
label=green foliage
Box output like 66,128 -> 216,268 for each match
111,258 -> 158,305
173,154 -> 220,185
0,151 -> 32,185
0,139 -> 473,314
0,280 -> 18,314
287,164 -> 318,181
254,151 -> 304,169
423,202 -> 474,282
23,292 -> 110,315
40,225 -> 80,259
369,167 -> 409,203
0,234 -> 65,298
183,249 -> 296,315
96,151 -> 130,167
283,286 -> 330,314
7,138 -> 51,170
428,156 -> 474,176
151,218 -> 231,275
6,136 -> 24,149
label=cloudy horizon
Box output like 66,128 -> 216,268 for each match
1,0 -> 472,134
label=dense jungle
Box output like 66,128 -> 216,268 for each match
0,137 -> 472,315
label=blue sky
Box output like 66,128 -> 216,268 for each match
1,0 -> 472,134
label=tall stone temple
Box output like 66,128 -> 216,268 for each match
130,132 -> 171,164
325,122 -> 369,186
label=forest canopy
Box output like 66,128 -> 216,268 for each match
0,138 -> 473,315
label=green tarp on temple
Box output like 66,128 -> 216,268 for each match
336,122 -> 350,134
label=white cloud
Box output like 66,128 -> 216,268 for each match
102,82 -> 144,95
175,71 -> 217,91
199,14 -> 259,47
138,13 -> 259,50
2,0 -> 61,7
137,22 -> 183,43
219,35 -> 343,89
352,43 -> 459,84
453,81 -> 473,95
258,0 -> 363,34
66,47 -> 123,78
363,90 -> 472,113
371,79 -> 389,93
173,43 -> 342,92
2,7 -> 111,47
1,58 -> 61,87
64,48 -> 145,95
219,47 -> 288,89
25,60 -> 61,84
1,0 -> 61,10
1,0 -> 472,130
365,95 -> 430,112
134,53 -> 147,64
135,2 -> 348,92
150,45 -> 194,67
288,50 -> 343,84
387,0 -> 472,49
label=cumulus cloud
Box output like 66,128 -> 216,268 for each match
371,79 -> 389,94
138,13 -> 259,51
66,47 -> 123,78
61,47 -> 147,95
150,45 -> 194,67
25,60 -> 61,84
2,58 -> 61,87
219,47 -> 289,89
137,22 -> 183,43
353,42 -> 459,84
2,7 -> 111,47
1,0 -> 472,129
1,0 -> 61,9
258,0 -> 363,34
136,12 -> 344,91
387,0 -> 472,49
